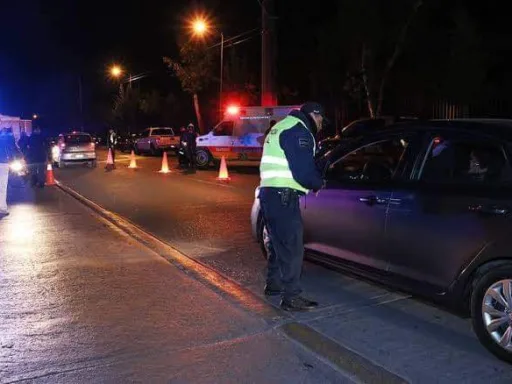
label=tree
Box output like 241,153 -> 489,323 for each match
444,5 -> 487,104
331,0 -> 423,118
163,41 -> 215,133
223,49 -> 259,106
111,86 -> 141,134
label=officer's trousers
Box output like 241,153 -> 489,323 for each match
259,187 -> 303,300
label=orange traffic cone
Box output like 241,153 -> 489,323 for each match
128,150 -> 138,169
45,163 -> 56,186
105,148 -> 115,171
158,151 -> 170,173
216,156 -> 230,181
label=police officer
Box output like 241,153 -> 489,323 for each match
107,128 -> 118,166
259,102 -> 325,311
182,123 -> 197,172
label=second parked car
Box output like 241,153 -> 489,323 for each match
53,132 -> 97,168
133,127 -> 179,155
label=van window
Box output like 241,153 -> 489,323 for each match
213,121 -> 234,136
238,118 -> 274,135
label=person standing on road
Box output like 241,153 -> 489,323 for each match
182,123 -> 197,173
258,102 -> 326,311
107,128 -> 118,166
27,127 -> 48,188
18,131 -> 29,157
0,128 -> 18,217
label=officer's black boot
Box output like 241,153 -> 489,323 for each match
264,283 -> 282,296
280,296 -> 318,312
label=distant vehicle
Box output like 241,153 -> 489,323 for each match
118,133 -> 137,153
133,127 -> 179,156
317,116 -> 419,157
195,105 -> 300,168
52,132 -> 97,168
252,119 -> 512,364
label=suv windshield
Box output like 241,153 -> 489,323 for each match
152,128 -> 174,136
64,134 -> 92,144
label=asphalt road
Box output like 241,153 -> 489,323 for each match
54,149 -> 512,382
1,186 -> 349,383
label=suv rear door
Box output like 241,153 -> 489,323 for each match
385,129 -> 512,291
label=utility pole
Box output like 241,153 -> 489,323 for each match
220,32 -> 224,120
261,0 -> 277,106
78,75 -> 83,130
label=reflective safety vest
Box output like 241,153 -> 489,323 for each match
259,115 -> 316,194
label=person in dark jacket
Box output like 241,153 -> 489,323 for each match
107,128 -> 118,165
18,131 -> 29,156
258,102 -> 325,311
27,127 -> 48,188
182,123 -> 197,173
0,128 -> 18,216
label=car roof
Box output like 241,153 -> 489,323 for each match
61,132 -> 90,136
359,119 -> 512,142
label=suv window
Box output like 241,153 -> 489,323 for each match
151,128 -> 174,136
341,119 -> 386,138
327,137 -> 410,183
64,134 -> 91,144
420,136 -> 509,185
213,121 -> 234,136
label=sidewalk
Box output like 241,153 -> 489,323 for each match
0,188 -> 350,383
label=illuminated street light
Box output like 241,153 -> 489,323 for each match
32,114 -> 38,120
110,65 -> 123,78
191,18 -> 208,36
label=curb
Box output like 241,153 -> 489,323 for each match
280,322 -> 409,384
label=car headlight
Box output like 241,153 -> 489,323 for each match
9,160 -> 25,173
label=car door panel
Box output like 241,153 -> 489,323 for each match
302,132 -> 419,270
385,187 -> 512,289
385,133 -> 512,290
303,184 -> 391,270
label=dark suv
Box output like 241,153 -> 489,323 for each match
251,119 -> 512,363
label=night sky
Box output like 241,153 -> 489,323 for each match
0,0 -> 264,129
1,1 -> 511,132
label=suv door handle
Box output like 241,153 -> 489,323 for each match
469,204 -> 509,216
359,195 -> 388,205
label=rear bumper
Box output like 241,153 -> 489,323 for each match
60,152 -> 96,161
157,144 -> 178,150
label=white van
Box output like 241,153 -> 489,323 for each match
195,105 -> 299,167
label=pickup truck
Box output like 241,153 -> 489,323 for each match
133,127 -> 180,155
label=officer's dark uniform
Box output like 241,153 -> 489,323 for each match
182,125 -> 197,172
107,130 -> 117,163
259,102 -> 325,311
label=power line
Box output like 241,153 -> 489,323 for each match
207,28 -> 260,50
224,35 -> 258,49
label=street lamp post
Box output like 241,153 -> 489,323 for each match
192,18 -> 224,120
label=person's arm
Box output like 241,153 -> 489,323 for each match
280,125 -> 324,191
